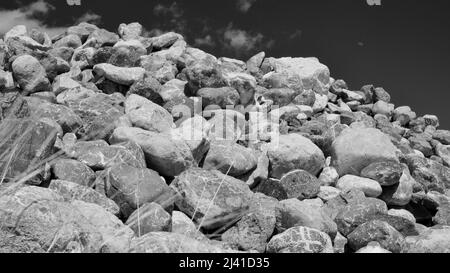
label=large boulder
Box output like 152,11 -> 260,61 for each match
331,127 -> 399,176
266,133 -> 325,179
171,168 -> 253,230
261,57 -> 330,94
105,163 -> 174,218
110,126 -> 195,176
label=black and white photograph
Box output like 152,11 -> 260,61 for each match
0,0 -> 450,265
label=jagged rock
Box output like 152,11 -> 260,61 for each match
49,179 -> 119,216
266,226 -> 333,253
276,198 -> 337,238
118,22 -> 143,40
158,78 -> 186,102
318,166 -> 339,186
197,87 -> 240,108
380,167 -> 415,206
331,127 -> 399,176
221,193 -> 277,252
105,163 -> 174,217
110,126 -> 195,176
266,133 -> 325,179
51,158 -> 95,186
360,161 -> 405,186
171,168 -> 253,230
125,94 -> 174,133
12,55 -> 51,94
336,175 -> 382,198
0,70 -> 14,91
203,141 -> 257,177
125,202 -> 172,236
261,57 -> 330,94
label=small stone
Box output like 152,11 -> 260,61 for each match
52,158 -> 95,186
318,186 -> 342,202
355,241 -> 392,253
318,166 -> 339,186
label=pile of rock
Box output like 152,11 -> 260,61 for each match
1,22 -> 450,253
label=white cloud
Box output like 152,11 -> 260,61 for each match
222,24 -> 273,56
289,29 -> 302,40
76,12 -> 102,25
153,2 -> 183,18
194,35 -> 215,47
0,1 -> 102,39
236,0 -> 257,13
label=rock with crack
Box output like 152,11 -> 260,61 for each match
51,158 -> 96,186
266,226 -> 333,253
170,167 -> 253,230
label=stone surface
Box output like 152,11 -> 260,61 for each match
12,55 -> 51,94
278,170 -> 321,200
125,202 -> 172,236
266,133 -> 325,179
336,175 -> 383,198
171,168 -> 253,230
331,127 -> 399,176
266,226 -> 333,253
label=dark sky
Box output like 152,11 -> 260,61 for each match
1,0 -> 450,129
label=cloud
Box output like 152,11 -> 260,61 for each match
76,12 -> 102,25
236,0 -> 257,13
221,24 -> 273,56
194,35 -> 215,47
289,29 -> 302,40
0,1 -> 102,39
151,2 -> 186,36
0,0 -> 66,37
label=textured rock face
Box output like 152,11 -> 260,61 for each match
331,128 -> 399,176
1,22 -> 450,253
171,168 -> 253,230
266,226 -> 333,253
